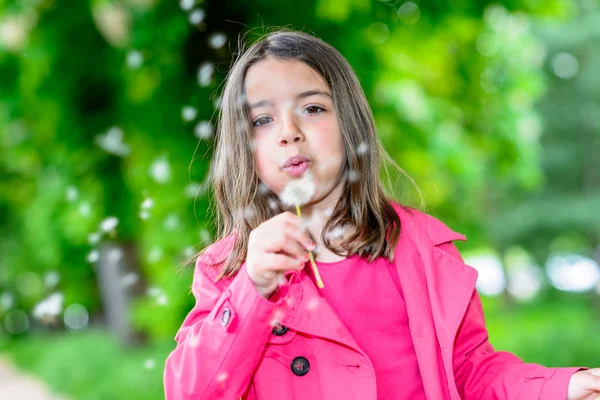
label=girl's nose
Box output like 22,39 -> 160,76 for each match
278,119 -> 304,145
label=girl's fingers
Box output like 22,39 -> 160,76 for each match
264,252 -> 306,273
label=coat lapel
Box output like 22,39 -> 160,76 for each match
395,207 -> 479,400
280,268 -> 365,355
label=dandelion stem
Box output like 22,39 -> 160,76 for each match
295,205 -> 324,289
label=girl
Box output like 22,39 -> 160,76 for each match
163,29 -> 600,400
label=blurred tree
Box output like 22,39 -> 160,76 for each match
0,0 -> 592,346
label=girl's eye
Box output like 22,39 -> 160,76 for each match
305,105 -> 325,114
252,106 -> 325,127
253,116 -> 273,127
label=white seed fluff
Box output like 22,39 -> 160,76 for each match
279,171 -> 315,207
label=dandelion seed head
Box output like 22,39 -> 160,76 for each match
280,171 -> 315,207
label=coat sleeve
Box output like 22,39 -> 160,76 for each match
163,253 -> 292,400
437,241 -> 589,400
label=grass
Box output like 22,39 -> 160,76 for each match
1,329 -> 173,400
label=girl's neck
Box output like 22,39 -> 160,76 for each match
298,174 -> 346,247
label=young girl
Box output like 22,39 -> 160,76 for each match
163,29 -> 600,400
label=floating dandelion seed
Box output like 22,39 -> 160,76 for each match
188,9 -> 205,25
183,246 -> 195,258
156,294 -> 168,305
120,272 -> 139,288
32,293 -> 64,323
306,297 -> 319,311
86,249 -> 99,263
356,142 -> 369,155
279,172 -> 324,289
197,62 -> 214,87
126,50 -> 143,69
347,169 -> 359,183
79,202 -> 91,216
89,239 -> 106,257
0,292 -> 14,310
95,126 -> 130,157
216,372 -> 228,383
267,198 -> 278,210
100,216 -> 119,233
148,248 -> 163,263
64,304 -> 89,330
163,213 -> 180,231
194,120 -> 213,140
208,32 -> 227,49
150,156 -> 171,184
182,106 -> 197,121
179,0 -> 194,11
269,308 -> 285,328
65,186 -> 78,201
44,272 -> 60,288
144,358 -> 156,370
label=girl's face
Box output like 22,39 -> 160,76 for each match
245,57 -> 346,208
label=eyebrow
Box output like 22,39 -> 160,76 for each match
248,89 -> 332,110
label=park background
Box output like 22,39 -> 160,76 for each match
1,0 -> 599,398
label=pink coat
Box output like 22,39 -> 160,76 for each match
164,204 -> 586,399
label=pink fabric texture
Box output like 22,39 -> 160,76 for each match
311,254 -> 426,400
164,204 -> 588,399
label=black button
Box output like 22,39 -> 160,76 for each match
221,308 -> 231,326
271,323 -> 288,336
290,356 -> 310,376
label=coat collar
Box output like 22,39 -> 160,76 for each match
278,205 -> 478,400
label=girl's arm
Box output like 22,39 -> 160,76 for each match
440,241 -> 589,400
163,254 -> 291,400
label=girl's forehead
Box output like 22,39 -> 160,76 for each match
244,59 -> 329,99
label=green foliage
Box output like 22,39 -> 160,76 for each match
0,0 -> 598,397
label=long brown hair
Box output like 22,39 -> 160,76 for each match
189,27 -> 423,281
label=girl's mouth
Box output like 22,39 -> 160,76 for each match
283,161 -> 310,177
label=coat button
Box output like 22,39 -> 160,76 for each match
290,356 -> 310,376
221,308 -> 231,326
271,323 -> 288,336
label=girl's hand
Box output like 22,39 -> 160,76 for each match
246,211 -> 315,299
567,368 -> 600,400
